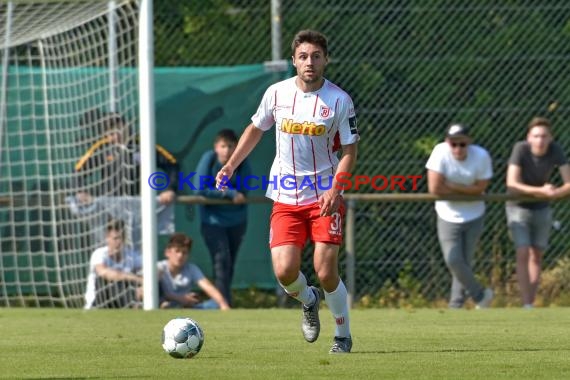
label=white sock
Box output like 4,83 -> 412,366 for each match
324,279 -> 351,338
280,272 -> 315,306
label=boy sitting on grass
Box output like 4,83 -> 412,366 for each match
158,232 -> 230,310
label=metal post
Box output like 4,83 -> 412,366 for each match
265,0 -> 287,73
271,0 -> 281,62
107,0 -> 117,111
0,1 -> 14,176
139,0 -> 158,310
345,198 -> 356,308
38,40 -> 67,307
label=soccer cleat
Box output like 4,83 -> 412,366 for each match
475,288 -> 494,309
330,335 -> 352,354
301,286 -> 321,343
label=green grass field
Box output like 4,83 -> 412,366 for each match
1,307 -> 569,379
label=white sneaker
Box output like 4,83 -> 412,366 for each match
523,304 -> 534,309
475,288 -> 493,309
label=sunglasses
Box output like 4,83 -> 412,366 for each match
450,142 -> 467,148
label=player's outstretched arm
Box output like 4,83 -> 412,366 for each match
333,143 -> 358,186
216,123 -> 264,189
320,143 -> 358,216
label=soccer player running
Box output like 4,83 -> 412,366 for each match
216,30 -> 359,353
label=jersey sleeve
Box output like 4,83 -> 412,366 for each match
188,263 -> 205,285
74,148 -> 99,193
508,142 -> 525,166
251,86 -> 275,131
425,144 -> 446,174
155,144 -> 180,192
89,248 -> 106,269
337,94 -> 359,145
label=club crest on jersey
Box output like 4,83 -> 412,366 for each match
280,118 -> 326,136
320,105 -> 331,118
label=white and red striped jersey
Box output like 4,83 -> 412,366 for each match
251,76 -> 359,205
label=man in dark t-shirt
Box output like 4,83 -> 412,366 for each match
506,116 -> 570,308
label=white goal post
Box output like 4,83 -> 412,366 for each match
0,0 -> 158,309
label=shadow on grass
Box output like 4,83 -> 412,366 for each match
352,347 -> 570,354
25,377 -> 153,380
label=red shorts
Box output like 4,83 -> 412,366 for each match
269,199 -> 346,249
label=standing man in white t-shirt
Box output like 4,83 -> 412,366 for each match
216,30 -> 359,353
426,124 -> 494,309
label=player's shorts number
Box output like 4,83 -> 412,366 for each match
330,212 -> 341,233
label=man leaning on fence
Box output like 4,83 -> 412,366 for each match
426,124 -> 494,309
505,116 -> 570,309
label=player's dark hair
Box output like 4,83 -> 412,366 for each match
214,129 -> 238,144
291,30 -> 328,57
527,116 -> 551,133
106,219 -> 125,238
166,232 -> 193,252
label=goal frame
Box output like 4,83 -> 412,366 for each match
0,0 -> 158,309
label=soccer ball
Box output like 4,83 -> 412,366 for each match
161,317 -> 204,358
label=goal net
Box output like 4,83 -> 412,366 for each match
0,0 -> 150,308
